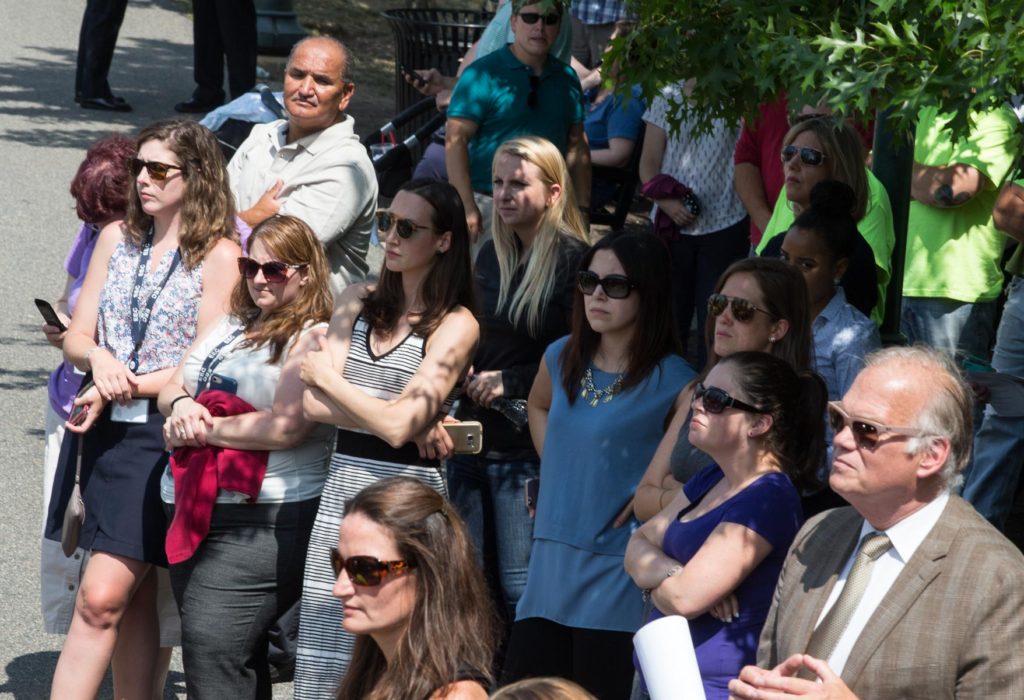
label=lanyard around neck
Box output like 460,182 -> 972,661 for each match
127,230 -> 182,372
195,325 -> 246,394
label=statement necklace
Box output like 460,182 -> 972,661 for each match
580,367 -> 624,407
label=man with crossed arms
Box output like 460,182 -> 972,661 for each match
729,346 -> 1024,699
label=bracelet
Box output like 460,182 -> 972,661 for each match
170,394 -> 192,411
84,345 -> 102,366
642,564 -> 683,603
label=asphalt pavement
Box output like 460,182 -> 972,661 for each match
0,1 -> 296,697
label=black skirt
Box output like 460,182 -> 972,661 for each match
45,401 -> 169,567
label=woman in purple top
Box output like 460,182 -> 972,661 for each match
625,352 -> 827,699
39,134 -> 135,635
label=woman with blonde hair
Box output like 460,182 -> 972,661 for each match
157,214 -> 334,698
448,136 -> 588,630
491,678 -> 596,700
46,118 -> 240,699
755,115 -> 895,321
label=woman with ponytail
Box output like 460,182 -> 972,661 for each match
625,351 -> 826,700
780,180 -> 880,403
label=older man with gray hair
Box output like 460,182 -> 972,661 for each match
729,345 -> 1024,700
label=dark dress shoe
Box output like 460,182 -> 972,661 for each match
80,96 -> 133,112
174,97 -> 223,114
75,92 -> 129,106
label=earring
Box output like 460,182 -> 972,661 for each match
833,277 -> 841,286
769,336 -> 777,343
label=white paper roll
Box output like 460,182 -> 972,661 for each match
633,615 -> 706,700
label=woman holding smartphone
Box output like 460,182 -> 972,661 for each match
295,178 -> 478,699
501,232 -> 695,699
448,136 -> 588,627
157,215 -> 334,698
45,119 -> 240,699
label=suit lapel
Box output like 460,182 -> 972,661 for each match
785,510 -> 862,658
840,499 -> 957,682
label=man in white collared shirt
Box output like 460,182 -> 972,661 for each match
228,36 -> 377,298
730,345 -> 1024,699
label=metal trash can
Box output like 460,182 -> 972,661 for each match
255,0 -> 308,56
383,8 -> 493,115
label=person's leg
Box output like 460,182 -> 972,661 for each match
488,460 -> 541,621
472,192 -> 495,262
667,236 -> 699,362
900,296 -> 996,357
961,276 -> 1024,528
447,456 -> 502,609
216,0 -> 258,98
694,218 -> 750,367
586,23 -> 617,65
50,551 -> 152,699
76,0 -> 129,99
501,617 -> 573,685
412,141 -> 449,181
571,627 -> 637,700
111,566 -> 161,699
569,15 -> 593,68
190,0 -> 227,105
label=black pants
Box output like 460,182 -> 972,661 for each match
665,217 -> 750,367
191,0 -> 257,102
75,0 -> 129,99
502,618 -> 635,700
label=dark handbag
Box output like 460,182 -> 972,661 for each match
61,437 -> 85,557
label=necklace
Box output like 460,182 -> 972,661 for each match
580,367 -> 624,407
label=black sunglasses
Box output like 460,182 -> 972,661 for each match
518,11 -> 561,25
237,257 -> 307,283
129,157 -> 182,181
577,270 -> 635,299
781,144 -> 827,167
329,549 -> 417,587
827,401 -> 932,450
707,293 -> 774,323
376,210 -> 435,239
692,382 -> 764,415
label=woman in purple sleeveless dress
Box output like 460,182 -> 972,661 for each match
626,352 -> 828,699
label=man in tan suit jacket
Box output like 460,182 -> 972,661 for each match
729,346 -> 1024,699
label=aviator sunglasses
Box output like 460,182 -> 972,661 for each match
237,257 -> 307,283
375,210 -> 435,239
707,293 -> 774,323
329,549 -> 417,586
692,382 -> 764,414
781,144 -> 827,167
827,401 -> 933,450
517,11 -> 561,25
577,270 -> 635,299
129,157 -> 182,181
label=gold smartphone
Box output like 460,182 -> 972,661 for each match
443,421 -> 483,454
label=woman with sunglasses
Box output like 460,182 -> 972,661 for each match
625,351 -> 826,700
633,257 -> 812,522
638,78 -> 750,367
755,115 -> 894,322
501,232 -> 695,699
46,119 -> 240,699
447,136 -> 587,631
330,477 -> 498,700
152,215 -> 332,698
295,178 -> 477,698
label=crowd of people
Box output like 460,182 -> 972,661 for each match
36,1 -> 1024,699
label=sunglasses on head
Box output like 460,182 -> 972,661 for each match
237,257 -> 307,283
329,549 -> 416,587
577,270 -> 635,299
781,145 -> 827,167
129,157 -> 182,181
375,210 -> 435,239
692,382 -> 764,414
707,293 -> 774,323
827,401 -> 932,450
518,11 -> 561,25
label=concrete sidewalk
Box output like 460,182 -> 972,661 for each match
0,1 -> 290,697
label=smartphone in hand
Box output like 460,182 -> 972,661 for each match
442,420 -> 483,454
35,298 -> 67,332
68,380 -> 95,426
400,63 -> 428,88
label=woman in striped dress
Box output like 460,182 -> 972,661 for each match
295,178 -> 479,699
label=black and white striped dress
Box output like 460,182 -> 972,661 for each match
294,315 -> 457,699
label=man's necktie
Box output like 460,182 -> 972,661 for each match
802,531 -> 893,671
